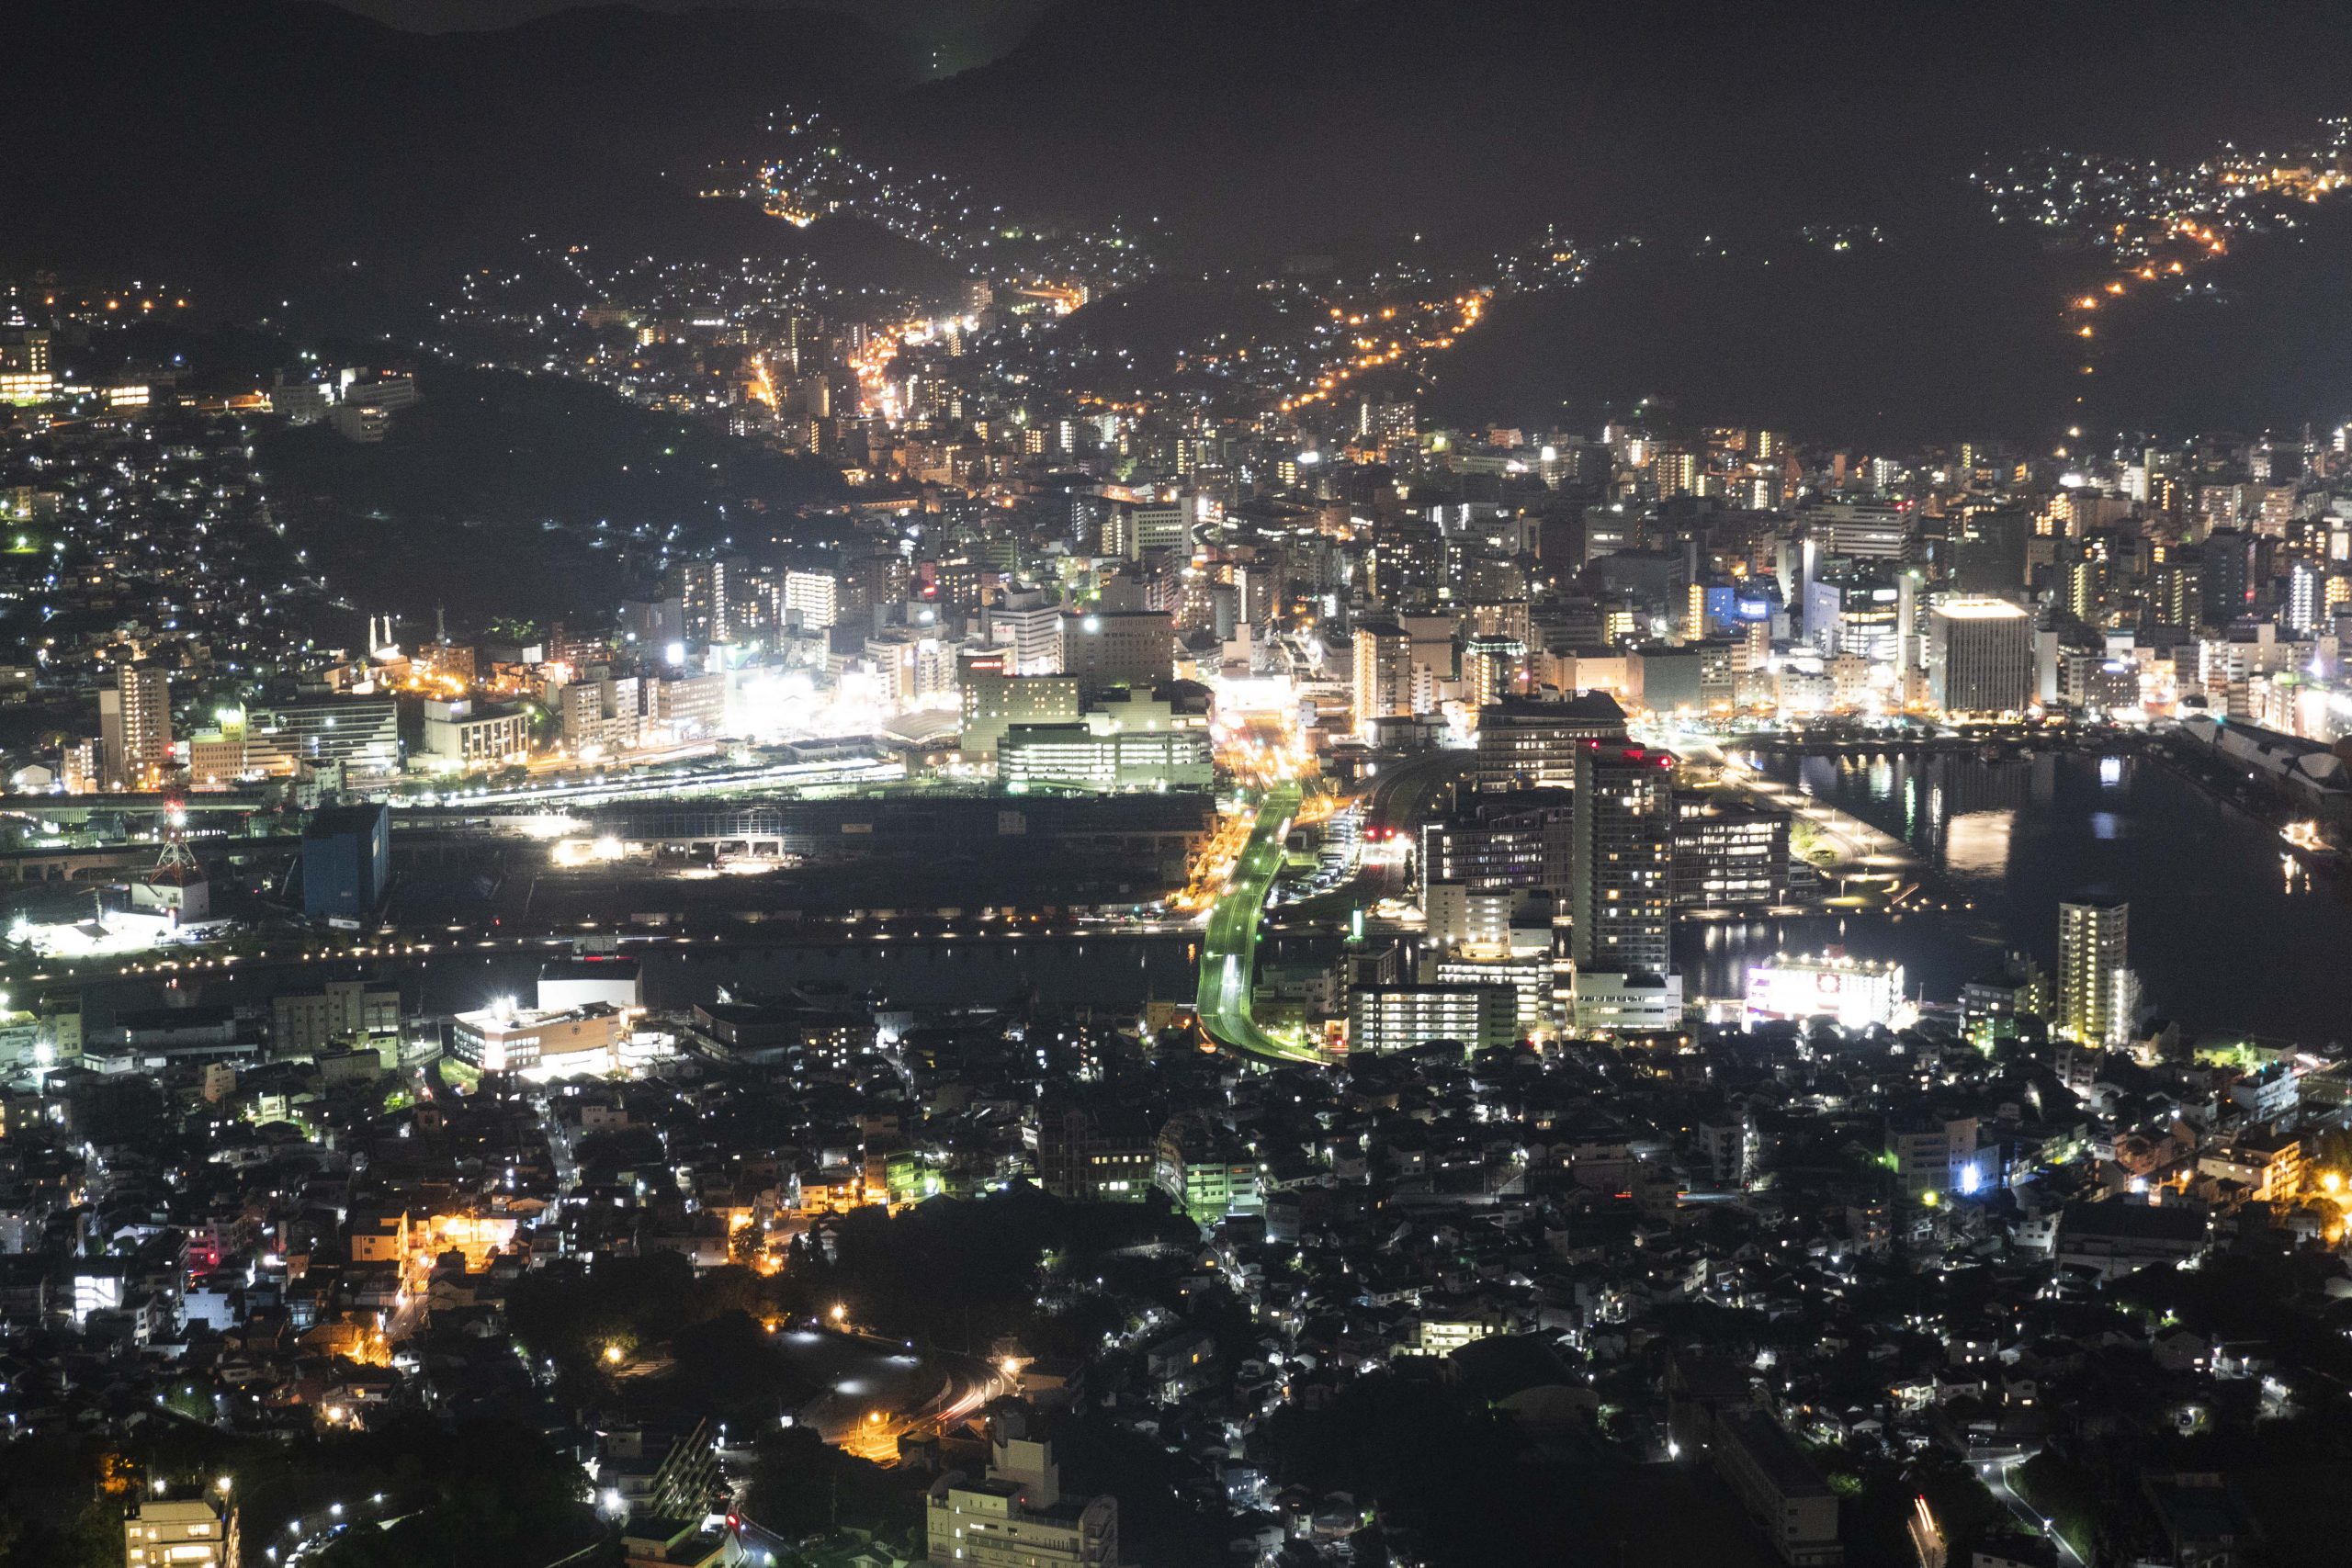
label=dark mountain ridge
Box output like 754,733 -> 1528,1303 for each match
4,0 -> 921,310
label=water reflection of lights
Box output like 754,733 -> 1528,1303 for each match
1942,810 -> 2015,884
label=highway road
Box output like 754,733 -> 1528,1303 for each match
1279,750 -> 1476,924
1193,784 -> 1317,1062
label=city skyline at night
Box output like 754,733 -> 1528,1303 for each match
6,6 -> 2352,1568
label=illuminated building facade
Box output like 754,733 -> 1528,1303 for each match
1570,741 -> 1675,977
1744,953 -> 1905,1032
100,661 -> 172,790
1345,982 -> 1518,1054
1925,597 -> 2032,716
449,1001 -> 629,1077
1351,619 -> 1411,738
1671,798 -> 1791,909
123,1497 -> 239,1568
2057,897 -> 2135,1047
1474,691 -> 1628,790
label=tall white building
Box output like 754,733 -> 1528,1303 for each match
783,568 -> 841,630
2057,897 -> 2135,1048
924,1413 -> 1118,1568
100,662 -> 173,790
1351,620 -> 1412,738
990,593 -> 1066,674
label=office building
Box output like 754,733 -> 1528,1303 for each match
100,662 -> 172,790
1925,597 -> 2032,716
989,595 -> 1067,675
2200,528 -> 2255,626
1475,691 -> 1629,790
1059,608 -> 1171,691
187,710 -> 250,788
243,697 -> 401,776
2057,897 -> 2134,1048
1460,633 -> 1526,706
1346,982 -> 1519,1054
300,804 -> 390,921
924,1411 -> 1119,1568
1671,797 -> 1790,908
1351,619 -> 1412,738
272,978 -> 401,1053
1571,741 -> 1676,976
450,1000 -> 630,1077
1424,797 -> 1574,897
999,724 -> 1212,792
1884,1114 -> 1985,1200
651,671 -> 728,741
421,699 -> 532,770
1423,881 -> 1515,951
961,668 -> 1081,761
1800,500 -> 1907,562
560,674 -> 645,755
1569,969 -> 1683,1035
1951,504 -> 2030,593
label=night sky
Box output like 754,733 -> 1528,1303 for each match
321,0 -> 1059,69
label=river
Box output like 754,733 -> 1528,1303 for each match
1674,747 -> 2352,1045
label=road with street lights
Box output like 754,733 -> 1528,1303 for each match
1985,1454 -> 2086,1566
1193,784 -> 1317,1062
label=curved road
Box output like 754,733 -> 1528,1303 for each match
1193,784 -> 1317,1062
1281,750 -> 1476,923
1193,752 -> 1473,1063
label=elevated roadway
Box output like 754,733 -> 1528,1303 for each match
1193,784 -> 1318,1062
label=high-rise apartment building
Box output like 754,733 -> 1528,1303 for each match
782,568 -> 840,629
2057,897 -> 2135,1048
100,662 -> 172,790
1351,620 -> 1411,739
1356,399 -> 1417,446
1571,741 -> 1676,976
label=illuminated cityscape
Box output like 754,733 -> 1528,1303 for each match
13,6 -> 2352,1568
